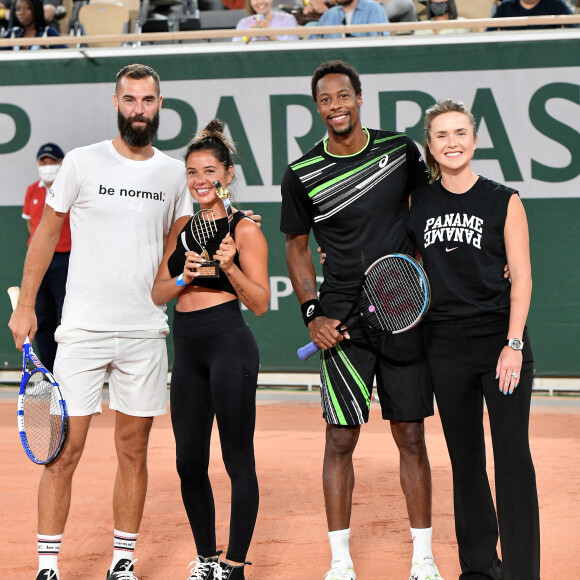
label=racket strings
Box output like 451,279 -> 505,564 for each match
191,210 -> 218,246
23,371 -> 64,462
360,259 -> 428,332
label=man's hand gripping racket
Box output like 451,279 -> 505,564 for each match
297,254 -> 431,360
7,287 -> 68,465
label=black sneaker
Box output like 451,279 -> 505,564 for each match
36,571 -> 58,580
216,561 -> 252,580
187,555 -> 221,580
106,559 -> 138,580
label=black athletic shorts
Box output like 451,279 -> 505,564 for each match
319,312 -> 434,426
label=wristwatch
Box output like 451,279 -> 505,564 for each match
505,338 -> 524,351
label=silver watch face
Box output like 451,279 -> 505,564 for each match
508,338 -> 524,350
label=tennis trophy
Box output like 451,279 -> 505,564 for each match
189,181 -> 232,278
214,180 -> 233,226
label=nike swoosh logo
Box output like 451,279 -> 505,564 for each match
446,247 -> 458,252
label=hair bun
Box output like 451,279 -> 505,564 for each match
184,118 -> 237,167
199,119 -> 226,140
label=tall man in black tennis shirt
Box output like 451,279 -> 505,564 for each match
280,60 -> 443,580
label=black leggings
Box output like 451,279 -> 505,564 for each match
171,301 -> 260,563
424,315 -> 539,580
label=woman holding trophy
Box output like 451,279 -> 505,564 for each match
152,119 -> 270,580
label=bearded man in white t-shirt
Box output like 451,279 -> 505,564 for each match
9,64 -> 192,580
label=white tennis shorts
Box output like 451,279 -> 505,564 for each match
53,326 -> 169,417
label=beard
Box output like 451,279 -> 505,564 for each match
117,110 -> 160,148
329,123 -> 353,136
327,116 -> 354,137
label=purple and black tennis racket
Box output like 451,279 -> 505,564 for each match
297,254 -> 431,360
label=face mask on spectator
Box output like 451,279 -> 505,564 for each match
38,163 -> 61,183
430,1 -> 449,16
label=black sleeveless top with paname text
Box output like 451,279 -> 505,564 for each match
407,176 -> 517,322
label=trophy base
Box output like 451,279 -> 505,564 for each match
197,260 -> 221,278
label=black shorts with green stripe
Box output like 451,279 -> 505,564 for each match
319,324 -> 434,426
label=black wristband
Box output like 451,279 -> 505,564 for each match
301,299 -> 324,327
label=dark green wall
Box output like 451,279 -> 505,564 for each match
525,199 -> 580,376
1,200 -> 578,375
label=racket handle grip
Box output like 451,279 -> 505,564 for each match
297,341 -> 321,361
7,286 -> 31,346
7,286 -> 20,311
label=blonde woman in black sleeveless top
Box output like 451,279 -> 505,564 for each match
407,100 -> 539,580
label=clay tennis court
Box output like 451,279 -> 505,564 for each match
2,388 -> 579,579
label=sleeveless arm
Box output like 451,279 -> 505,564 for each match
218,220 -> 270,316
495,194 -> 532,394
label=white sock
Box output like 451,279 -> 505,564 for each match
38,533 -> 62,577
410,527 -> 434,564
110,529 -> 138,571
328,528 -> 353,568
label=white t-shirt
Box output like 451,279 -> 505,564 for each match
47,140 -> 191,332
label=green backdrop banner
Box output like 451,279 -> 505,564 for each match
1,200 -> 579,375
1,35 -> 579,375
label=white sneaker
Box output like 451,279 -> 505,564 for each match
409,560 -> 443,580
323,565 -> 356,580
187,556 -> 220,580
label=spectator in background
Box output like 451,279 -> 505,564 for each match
415,0 -> 471,34
22,143 -> 70,373
489,0 -> 575,29
1,0 -> 67,49
0,0 -> 64,31
315,0 -> 389,37
301,0 -> 332,20
497,0 -> 577,7
233,0 -> 298,41
306,0 -> 414,22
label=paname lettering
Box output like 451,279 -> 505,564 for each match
424,213 -> 483,249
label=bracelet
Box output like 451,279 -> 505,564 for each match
18,302 -> 35,308
301,299 -> 324,326
175,274 -> 186,287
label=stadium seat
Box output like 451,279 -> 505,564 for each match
455,0 -> 496,19
75,2 -> 131,45
133,0 -> 200,40
198,7 -> 245,39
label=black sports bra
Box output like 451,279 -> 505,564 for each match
168,211 -> 248,295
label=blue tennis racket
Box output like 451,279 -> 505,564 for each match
297,254 -> 431,360
8,286 -> 68,465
